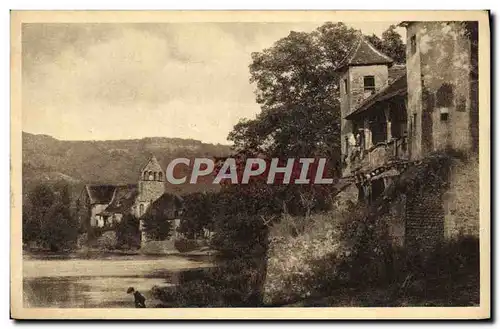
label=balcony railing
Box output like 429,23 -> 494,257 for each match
343,136 -> 409,175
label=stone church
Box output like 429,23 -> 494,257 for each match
77,155 -> 183,245
338,21 -> 479,249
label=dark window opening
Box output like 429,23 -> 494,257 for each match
410,35 -> 417,55
371,123 -> 387,144
440,112 -> 449,121
412,113 -> 417,136
436,83 -> 454,108
357,184 -> 365,203
370,112 -> 387,144
370,179 -> 385,204
343,79 -> 348,94
364,76 -> 376,93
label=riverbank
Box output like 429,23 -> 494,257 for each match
23,246 -> 219,260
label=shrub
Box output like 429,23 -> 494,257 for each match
95,231 -> 118,250
152,257 -> 268,307
23,183 -> 79,251
115,214 -> 141,249
174,238 -> 199,253
142,213 -> 172,241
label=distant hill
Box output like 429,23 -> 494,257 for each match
22,132 -> 233,198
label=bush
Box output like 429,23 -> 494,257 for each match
153,257 -> 268,307
174,238 -> 199,253
142,213 -> 172,241
116,214 -> 140,249
23,183 -> 79,251
94,231 -> 118,250
264,211 -> 344,305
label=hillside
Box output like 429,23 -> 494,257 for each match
22,132 -> 233,197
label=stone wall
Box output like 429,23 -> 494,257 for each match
405,189 -> 445,251
406,23 -> 424,160
389,155 -> 479,250
443,156 -> 480,238
348,65 -> 389,111
340,69 -> 352,158
406,22 -> 476,160
137,181 -> 164,202
384,194 -> 406,247
340,64 -> 390,176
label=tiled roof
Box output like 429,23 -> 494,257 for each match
100,184 -> 138,215
345,71 -> 407,120
388,64 -> 406,83
143,193 -> 184,219
85,184 -> 117,204
336,36 -> 393,71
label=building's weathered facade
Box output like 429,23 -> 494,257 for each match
338,22 -> 479,249
405,21 -> 479,158
135,156 -> 166,218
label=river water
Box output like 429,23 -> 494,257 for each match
23,253 -> 214,308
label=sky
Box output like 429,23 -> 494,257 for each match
22,22 -> 405,145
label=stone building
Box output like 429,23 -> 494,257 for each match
77,155 -> 183,246
338,22 -> 479,249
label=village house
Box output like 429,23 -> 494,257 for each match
77,155 -> 184,247
338,21 -> 479,249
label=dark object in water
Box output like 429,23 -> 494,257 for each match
126,286 -> 146,308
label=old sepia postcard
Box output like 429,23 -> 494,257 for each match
10,10 -> 490,320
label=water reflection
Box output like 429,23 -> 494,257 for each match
23,255 -> 214,308
24,276 -> 170,308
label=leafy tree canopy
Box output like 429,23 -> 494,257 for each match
365,25 -> 406,64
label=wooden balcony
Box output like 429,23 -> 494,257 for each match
343,136 -> 409,175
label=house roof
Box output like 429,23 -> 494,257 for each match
345,70 -> 407,120
388,64 -> 406,83
85,184 -> 117,204
99,184 -> 138,215
336,37 -> 393,72
142,193 -> 184,219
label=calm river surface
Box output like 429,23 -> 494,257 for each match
23,253 -> 214,308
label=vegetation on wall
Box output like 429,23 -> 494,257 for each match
264,151 -> 479,307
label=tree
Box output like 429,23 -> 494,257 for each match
41,201 -> 79,251
218,22 -> 407,306
229,22 -> 407,175
23,183 -> 79,251
365,25 -> 406,64
179,192 -> 214,239
229,23 -> 361,165
142,211 -> 173,241
23,184 -> 54,245
116,213 -> 141,249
